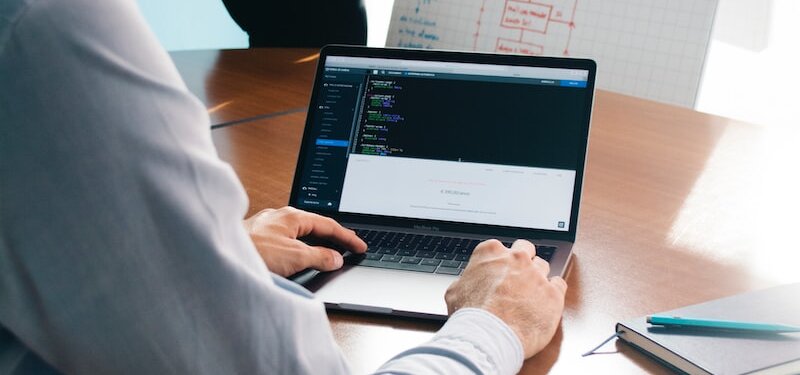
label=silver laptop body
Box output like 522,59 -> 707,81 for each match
289,45 -> 596,320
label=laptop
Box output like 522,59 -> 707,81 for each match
289,45 -> 596,320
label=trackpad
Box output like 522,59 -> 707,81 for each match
310,266 -> 457,319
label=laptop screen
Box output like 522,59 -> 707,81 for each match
292,51 -> 592,232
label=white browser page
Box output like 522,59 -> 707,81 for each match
339,154 -> 575,231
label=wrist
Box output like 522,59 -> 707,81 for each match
445,308 -> 525,372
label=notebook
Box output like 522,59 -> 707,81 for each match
616,283 -> 800,374
289,45 -> 596,319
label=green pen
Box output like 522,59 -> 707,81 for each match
647,315 -> 800,333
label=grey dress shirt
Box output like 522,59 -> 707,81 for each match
0,0 -> 524,374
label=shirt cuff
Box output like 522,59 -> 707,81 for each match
433,307 -> 525,374
375,307 -> 524,374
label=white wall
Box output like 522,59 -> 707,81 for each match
365,0 -> 394,47
696,0 -> 800,127
135,0 -> 395,51
135,0 -> 248,51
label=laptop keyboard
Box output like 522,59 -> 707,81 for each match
348,229 -> 557,276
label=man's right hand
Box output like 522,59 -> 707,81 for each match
243,207 -> 367,277
444,239 -> 568,359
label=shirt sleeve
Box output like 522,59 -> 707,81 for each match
0,1 -> 524,375
373,308 -> 524,375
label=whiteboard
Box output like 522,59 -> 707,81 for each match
386,0 -> 718,107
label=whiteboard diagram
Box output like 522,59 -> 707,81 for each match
387,0 -> 718,108
488,0 -> 577,56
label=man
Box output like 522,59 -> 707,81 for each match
0,0 -> 567,374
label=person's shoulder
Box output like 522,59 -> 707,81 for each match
0,0 -> 32,21
1,0 -> 120,50
0,0 -> 34,49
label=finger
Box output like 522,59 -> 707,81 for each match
510,239 -> 536,259
532,256 -> 550,276
294,211 -> 368,253
471,239 -> 507,260
303,245 -> 345,271
549,276 -> 568,296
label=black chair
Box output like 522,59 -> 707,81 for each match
222,0 -> 368,48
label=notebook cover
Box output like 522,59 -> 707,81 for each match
616,283 -> 800,375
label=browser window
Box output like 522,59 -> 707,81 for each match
294,55 -> 590,231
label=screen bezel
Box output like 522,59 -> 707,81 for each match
289,45 -> 596,242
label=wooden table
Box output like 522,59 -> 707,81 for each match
182,49 -> 800,374
171,48 -> 318,126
